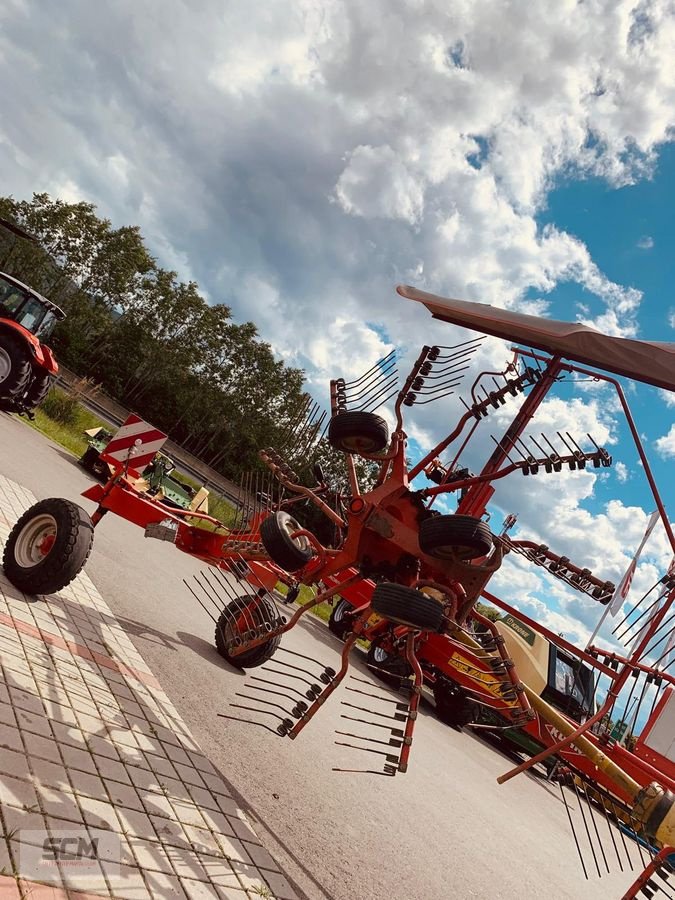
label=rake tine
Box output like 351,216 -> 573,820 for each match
334,741 -> 399,760
598,794 -> 623,873
614,587 -> 666,640
250,676 -> 309,701
581,782 -> 610,874
559,782 -> 589,880
345,685 -> 406,703
340,701 -> 407,722
217,713 -> 282,736
335,730 -> 402,748
609,798 -> 635,871
572,777 -> 602,877
279,646 -> 335,670
183,579 -> 218,624
340,714 -> 404,734
340,350 -> 397,389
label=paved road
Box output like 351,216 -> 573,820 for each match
0,412 -> 634,900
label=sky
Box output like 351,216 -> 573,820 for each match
0,0 -> 674,652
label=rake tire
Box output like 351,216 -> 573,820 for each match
260,511 -> 313,572
328,597 -> 352,640
366,639 -> 412,688
0,332 -> 31,401
371,582 -> 444,632
419,514 -> 493,561
433,674 -> 474,729
2,498 -> 94,595
215,595 -> 281,669
327,411 -> 389,454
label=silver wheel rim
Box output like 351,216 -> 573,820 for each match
333,600 -> 346,622
279,513 -> 311,552
0,347 -> 11,384
13,514 -> 57,568
373,646 -> 388,664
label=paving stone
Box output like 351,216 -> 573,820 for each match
228,861 -> 267,893
148,816 -> 191,850
68,769 -> 106,801
93,756 -> 132,786
261,868 -> 300,900
143,753 -> 177,780
115,807 -> 156,840
0,773 -> 38,810
185,785 -> 220,814
24,733 -> 62,765
0,721 -> 24,754
138,791 -> 174,821
37,787 -> 84,825
73,795 -> 117,831
242,842 -> 277,872
29,755 -> 71,791
128,837 -> 175,874
143,869 -> 187,898
103,779 -> 144,813
60,745 -> 98,776
178,878 -> 220,900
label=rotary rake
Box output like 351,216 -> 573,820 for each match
4,284 -> 675,897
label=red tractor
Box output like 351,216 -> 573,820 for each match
0,270 -> 63,415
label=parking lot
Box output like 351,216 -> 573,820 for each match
0,413 -> 634,900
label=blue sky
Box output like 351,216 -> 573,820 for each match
0,0 -> 673,653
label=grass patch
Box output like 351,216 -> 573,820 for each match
24,401 -> 108,458
276,581 -> 333,623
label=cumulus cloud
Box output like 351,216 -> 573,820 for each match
655,424 -> 675,458
637,235 -> 654,249
1,0 -> 673,647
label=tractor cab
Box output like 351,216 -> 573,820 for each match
0,273 -> 65,341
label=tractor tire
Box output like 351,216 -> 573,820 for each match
328,598 -> 353,640
433,675 -> 475,729
327,411 -> 389,454
22,371 -> 53,411
371,582 -> 444,632
260,511 -> 313,572
419,514 -> 493,561
366,639 -> 412,688
2,498 -> 94,595
79,447 -> 111,481
214,595 -> 281,669
0,333 -> 31,401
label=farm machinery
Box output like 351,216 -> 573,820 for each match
0,270 -> 64,416
79,426 -> 209,514
3,284 -> 675,896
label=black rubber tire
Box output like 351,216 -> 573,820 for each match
79,446 -> 111,481
433,675 -> 474,728
419,514 -> 493,561
2,498 -> 94,595
260,511 -> 313,572
22,371 -> 53,411
214,595 -> 281,669
328,598 -> 353,640
371,582 -> 444,631
327,411 -> 389,454
366,639 -> 412,688
0,332 -> 31,400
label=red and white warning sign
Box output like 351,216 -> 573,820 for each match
100,414 -> 168,477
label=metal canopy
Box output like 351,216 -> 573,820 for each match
397,284 -> 675,393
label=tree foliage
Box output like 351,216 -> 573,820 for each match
0,193 -> 312,480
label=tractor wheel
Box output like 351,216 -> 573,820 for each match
371,582 -> 444,632
433,675 -> 475,729
2,498 -> 94,595
366,639 -> 412,688
215,595 -> 281,669
327,411 -> 389,454
328,598 -> 353,640
22,371 -> 53,411
419,514 -> 493,561
0,333 -> 31,401
79,447 -> 110,481
260,511 -> 313,572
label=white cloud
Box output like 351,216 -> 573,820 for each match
0,0 -> 673,651
615,461 -> 629,482
655,424 -> 675,459
669,309 -> 675,329
659,389 -> 675,407
637,235 -> 654,249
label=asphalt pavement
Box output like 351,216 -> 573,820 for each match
0,412 -> 635,900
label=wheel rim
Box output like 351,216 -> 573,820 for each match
340,435 -> 378,453
333,600 -> 347,622
13,514 -> 58,568
280,514 -> 311,552
0,348 -> 11,384
372,645 -> 389,664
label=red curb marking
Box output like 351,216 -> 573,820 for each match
0,611 -> 160,690
0,872 -> 110,898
